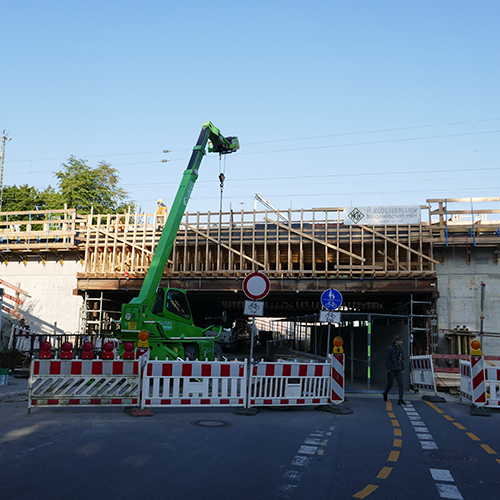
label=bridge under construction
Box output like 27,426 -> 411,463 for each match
1,197 -> 499,364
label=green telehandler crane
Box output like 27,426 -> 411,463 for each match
117,122 -> 239,360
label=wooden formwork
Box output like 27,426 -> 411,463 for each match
78,207 -> 438,280
1,198 -> 500,281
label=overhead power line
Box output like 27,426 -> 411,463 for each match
5,117 -> 500,166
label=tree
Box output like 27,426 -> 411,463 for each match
54,156 -> 135,214
1,184 -> 46,213
0,184 -> 64,226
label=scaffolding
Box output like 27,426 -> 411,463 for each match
79,291 -> 122,337
409,294 -> 438,354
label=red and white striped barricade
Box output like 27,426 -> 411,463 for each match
459,360 -> 472,403
141,360 -> 247,408
484,366 -> 500,407
471,355 -> 487,406
9,325 -> 44,352
330,354 -> 345,404
410,355 -> 437,395
28,359 -> 140,408
249,359 -> 333,407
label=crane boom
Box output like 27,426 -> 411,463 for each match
131,122 -> 238,310
118,122 -> 239,361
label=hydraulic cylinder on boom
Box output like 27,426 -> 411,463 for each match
117,122 -> 239,360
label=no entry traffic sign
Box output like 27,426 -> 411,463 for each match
243,271 -> 271,301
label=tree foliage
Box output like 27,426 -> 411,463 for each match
1,184 -> 64,224
54,156 -> 135,215
2,156 -> 135,215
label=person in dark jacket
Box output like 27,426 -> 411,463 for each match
383,335 -> 407,405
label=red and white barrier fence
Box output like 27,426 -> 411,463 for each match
28,353 -> 346,412
484,366 -> 500,407
29,359 -> 141,408
8,325 -> 45,352
248,355 -> 341,407
459,355 -> 500,407
410,355 -> 437,394
141,359 -> 247,408
331,354 -> 345,403
471,355 -> 487,406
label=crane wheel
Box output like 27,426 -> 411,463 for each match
214,344 -> 223,361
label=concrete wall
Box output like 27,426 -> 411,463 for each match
436,246 -> 500,354
0,253 -> 83,336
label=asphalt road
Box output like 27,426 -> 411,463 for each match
1,394 -> 499,500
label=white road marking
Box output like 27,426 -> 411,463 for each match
416,433 -> 434,440
412,421 -> 427,426
435,484 -> 463,499
291,455 -> 312,467
273,429 -> 329,496
430,469 -> 454,482
421,441 -> 439,449
272,484 -> 297,497
304,437 -> 322,445
297,445 -> 317,455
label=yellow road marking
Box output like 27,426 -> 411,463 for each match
453,422 -> 466,430
377,467 -> 393,479
496,459 -> 500,465
443,415 -> 454,421
388,412 -> 396,418
391,419 -> 400,427
481,444 -> 497,455
393,439 -> 402,448
386,401 -> 392,411
388,450 -> 400,462
425,401 -> 444,413
317,449 -> 325,456
467,432 -> 481,441
394,428 -> 402,437
353,485 -> 378,498
326,432 -> 332,436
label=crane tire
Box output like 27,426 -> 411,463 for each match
184,345 -> 197,360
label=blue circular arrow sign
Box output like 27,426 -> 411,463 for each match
321,289 -> 343,311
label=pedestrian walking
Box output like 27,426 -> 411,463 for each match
383,335 -> 407,405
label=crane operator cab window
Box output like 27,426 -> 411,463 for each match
152,289 -> 165,315
164,289 -> 192,320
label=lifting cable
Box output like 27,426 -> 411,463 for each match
218,153 -> 226,213
217,154 -> 226,248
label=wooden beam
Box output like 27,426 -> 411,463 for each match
181,222 -> 265,268
360,225 -> 439,264
0,278 -> 31,297
263,217 -> 366,262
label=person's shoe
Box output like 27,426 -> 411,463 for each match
383,393 -> 388,402
398,400 -> 408,406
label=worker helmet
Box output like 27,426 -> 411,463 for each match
157,199 -> 163,204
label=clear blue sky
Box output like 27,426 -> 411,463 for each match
2,1 -> 499,216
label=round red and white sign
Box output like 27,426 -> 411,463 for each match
243,271 -> 271,301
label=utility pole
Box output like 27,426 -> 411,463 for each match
0,130 -> 12,211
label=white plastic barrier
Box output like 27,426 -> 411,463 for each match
9,325 -> 44,352
459,360 -> 472,403
141,359 -> 247,408
459,356 -> 500,407
28,359 -> 141,408
410,355 -> 437,394
249,358 -> 334,407
484,366 -> 500,407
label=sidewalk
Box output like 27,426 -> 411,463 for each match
0,373 -> 29,399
